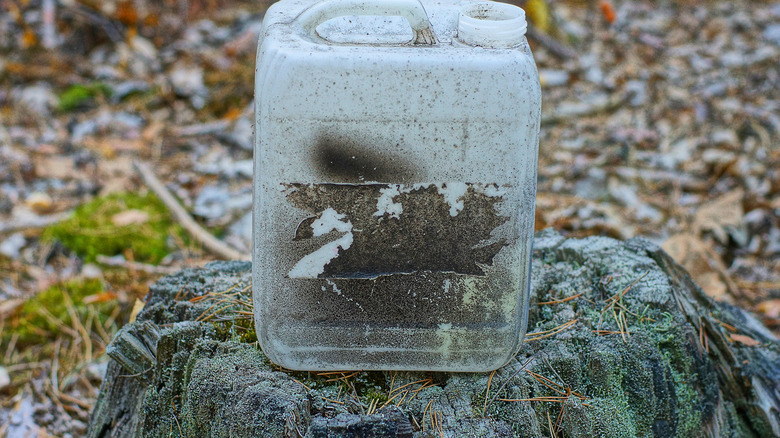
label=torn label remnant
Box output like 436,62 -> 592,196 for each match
285,183 -> 509,278
436,182 -> 468,216
288,208 -> 354,279
374,185 -> 403,219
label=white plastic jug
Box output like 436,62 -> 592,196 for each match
253,0 -> 541,372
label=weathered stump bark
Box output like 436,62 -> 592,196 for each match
88,231 -> 779,437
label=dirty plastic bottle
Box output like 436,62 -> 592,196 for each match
253,0 -> 541,371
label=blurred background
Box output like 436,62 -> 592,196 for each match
0,0 -> 778,435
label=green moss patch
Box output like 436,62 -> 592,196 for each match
212,317 -> 257,344
42,191 -> 186,264
57,82 -> 112,112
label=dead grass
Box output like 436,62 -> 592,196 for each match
597,272 -> 649,342
498,367 -> 590,436
524,319 -> 578,342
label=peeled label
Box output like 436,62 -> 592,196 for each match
284,183 -> 510,280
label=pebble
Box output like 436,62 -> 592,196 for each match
609,180 -> 640,208
585,66 -> 605,85
71,119 -> 97,142
14,84 -> 56,115
573,168 -> 607,200
711,129 -> 739,147
195,157 -> 253,179
702,149 -> 736,164
71,111 -> 145,142
539,69 -> 569,87
0,366 -> 9,390
742,209 -> 770,232
170,65 -> 208,102
25,192 -> 54,214
129,35 -> 158,60
766,228 -> 780,255
193,185 -> 252,220
229,211 -> 252,245
625,80 -> 648,107
0,233 -> 26,259
80,263 -> 104,279
111,81 -> 151,102
221,117 -> 254,150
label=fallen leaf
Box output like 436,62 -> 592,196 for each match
25,192 -> 54,214
22,28 -> 37,48
695,272 -> 728,301
0,366 -> 9,390
115,0 -> 139,25
662,233 -> 734,301
128,298 -> 145,323
525,0 -> 550,33
599,1 -> 616,24
729,334 -> 761,346
82,292 -> 118,305
112,209 -> 150,226
757,299 -> 780,319
693,189 -> 744,244
142,120 -> 165,142
35,156 -> 78,180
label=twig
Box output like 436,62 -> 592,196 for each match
55,389 -> 92,409
96,254 -> 180,274
41,0 -> 57,49
59,2 -> 124,42
526,23 -> 577,60
171,120 -> 231,137
379,389 -> 408,409
0,298 -> 25,319
482,370 -> 496,416
525,319 -> 578,342
3,362 -> 46,372
537,292 -> 583,306
118,366 -> 154,378
541,92 -> 630,125
320,396 -> 345,405
291,378 -> 310,391
484,356 -> 534,413
0,211 -> 72,234
133,161 -> 249,260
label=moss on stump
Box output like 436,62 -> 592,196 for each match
87,231 -> 780,437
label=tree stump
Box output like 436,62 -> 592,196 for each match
87,230 -> 780,437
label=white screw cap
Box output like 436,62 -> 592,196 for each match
458,2 -> 527,48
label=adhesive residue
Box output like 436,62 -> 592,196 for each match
374,185 -> 403,219
288,208 -> 353,278
435,182 -> 468,216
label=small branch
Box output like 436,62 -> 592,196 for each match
171,120 -> 231,137
0,211 -> 72,234
541,92 -> 630,125
59,2 -> 124,43
96,255 -> 180,274
483,355 -> 534,414
132,161 -> 249,261
41,0 -> 58,49
526,24 -> 578,60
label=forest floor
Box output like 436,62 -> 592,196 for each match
0,0 -> 779,436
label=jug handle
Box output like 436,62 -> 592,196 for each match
296,0 -> 437,45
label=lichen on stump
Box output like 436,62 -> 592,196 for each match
88,230 -> 780,437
